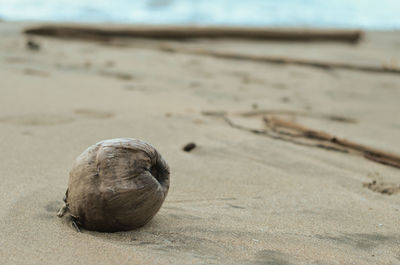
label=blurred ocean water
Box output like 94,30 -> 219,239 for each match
0,0 -> 399,29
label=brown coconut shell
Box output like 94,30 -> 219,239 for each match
58,138 -> 170,232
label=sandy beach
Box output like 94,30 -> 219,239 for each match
0,22 -> 399,264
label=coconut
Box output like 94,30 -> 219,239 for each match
57,138 -> 170,232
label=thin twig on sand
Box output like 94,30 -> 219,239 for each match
205,111 -> 400,169
263,116 -> 400,168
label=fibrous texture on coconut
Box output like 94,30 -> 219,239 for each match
58,138 -> 170,232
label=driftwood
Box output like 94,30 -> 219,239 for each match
263,116 -> 400,169
160,46 -> 400,75
24,25 -> 362,42
24,25 -> 399,74
204,111 -> 400,169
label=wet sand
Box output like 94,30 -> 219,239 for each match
0,22 -> 400,265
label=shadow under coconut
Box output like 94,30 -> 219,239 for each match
76,211 -> 226,263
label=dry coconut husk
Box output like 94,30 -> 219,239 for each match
57,138 -> 170,232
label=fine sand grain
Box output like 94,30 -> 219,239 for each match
0,22 -> 399,265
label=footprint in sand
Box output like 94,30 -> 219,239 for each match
4,56 -> 30,64
23,68 -> 50,77
268,82 -> 287,89
98,70 -> 133,81
254,250 -> 296,265
74,109 -> 114,119
290,70 -> 308,78
0,114 -> 74,126
104,60 -> 115,68
315,233 -> 399,251
124,84 -> 146,91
